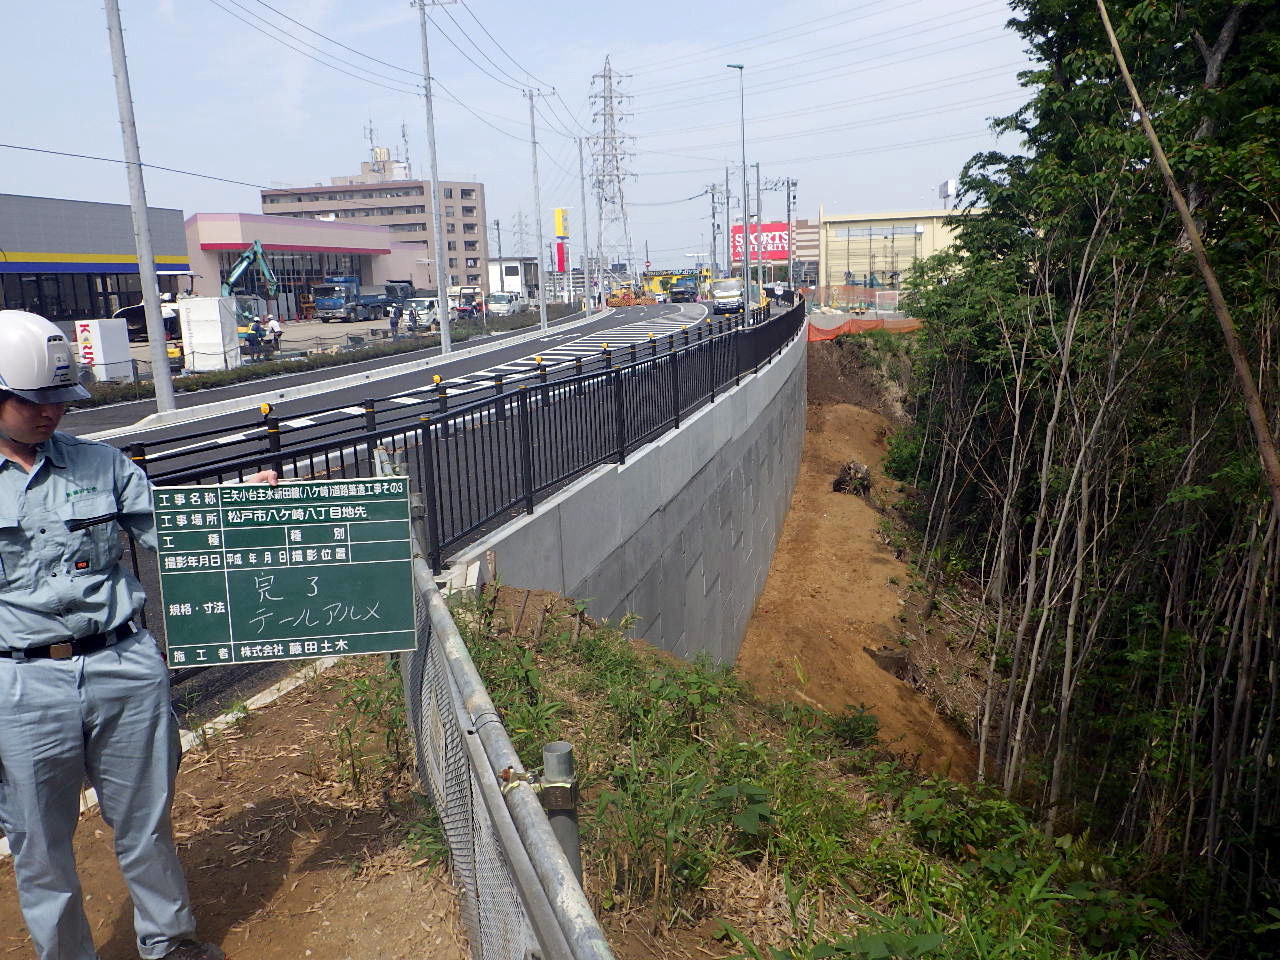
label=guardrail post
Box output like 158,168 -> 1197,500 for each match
265,416 -> 283,476
433,377 -> 451,439
495,374 -> 506,422
649,332 -> 657,358
128,442 -> 149,477
573,359 -> 583,397
682,326 -> 690,347
418,417 -> 444,574
629,343 -> 637,364
517,387 -> 535,515
734,325 -> 743,387
540,742 -> 582,883
362,397 -> 378,469
669,342 -> 682,429
612,369 -> 627,464
603,344 -> 612,370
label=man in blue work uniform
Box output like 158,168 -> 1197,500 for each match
0,310 -> 275,960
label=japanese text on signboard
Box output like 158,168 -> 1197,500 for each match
152,479 -> 416,668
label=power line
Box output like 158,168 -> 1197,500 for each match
630,128 -> 1004,179
435,2 -> 528,91
1,142 -> 275,190
630,190 -> 709,206
629,61 -> 1023,139
640,90 -> 1020,158
458,0 -> 550,87
629,0 -> 1004,99
621,0 -> 903,76
204,0 -> 421,95
432,77 -> 529,141
245,0 -> 416,75
630,25 -> 1008,116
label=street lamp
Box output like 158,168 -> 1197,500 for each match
727,63 -> 753,312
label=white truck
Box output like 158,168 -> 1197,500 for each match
708,277 -> 745,314
487,291 -> 524,317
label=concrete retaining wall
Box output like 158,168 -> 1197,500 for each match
449,322 -> 807,665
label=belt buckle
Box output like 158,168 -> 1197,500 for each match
49,642 -> 74,661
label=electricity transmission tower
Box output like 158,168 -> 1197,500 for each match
589,57 -> 635,284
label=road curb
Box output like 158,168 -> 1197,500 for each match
84,308 -> 614,441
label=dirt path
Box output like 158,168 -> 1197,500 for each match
735,352 -> 976,779
0,661 -> 467,960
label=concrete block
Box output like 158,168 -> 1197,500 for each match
558,467 -> 623,591
617,450 -> 664,536
454,500 -> 566,594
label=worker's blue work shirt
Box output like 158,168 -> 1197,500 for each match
0,431 -> 154,649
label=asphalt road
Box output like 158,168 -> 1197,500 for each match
92,301 -> 710,722
66,303 -> 704,448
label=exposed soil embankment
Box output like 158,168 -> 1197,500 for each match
735,339 -> 977,779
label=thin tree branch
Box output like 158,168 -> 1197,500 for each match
1095,0 -> 1280,519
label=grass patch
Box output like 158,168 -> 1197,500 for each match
73,331 -> 470,408
452,586 -> 1177,959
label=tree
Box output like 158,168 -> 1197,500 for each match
897,1 -> 1280,949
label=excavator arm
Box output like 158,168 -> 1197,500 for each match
220,240 -> 280,298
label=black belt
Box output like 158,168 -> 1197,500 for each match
0,621 -> 138,661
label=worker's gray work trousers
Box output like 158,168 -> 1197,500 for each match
0,631 -> 196,960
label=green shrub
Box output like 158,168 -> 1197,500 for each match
74,332 -> 469,408
828,703 -> 880,748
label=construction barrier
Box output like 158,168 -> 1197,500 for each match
807,314 -> 921,341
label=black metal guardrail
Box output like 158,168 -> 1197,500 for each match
131,298 -> 804,571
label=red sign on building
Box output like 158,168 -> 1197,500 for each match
731,221 -> 791,262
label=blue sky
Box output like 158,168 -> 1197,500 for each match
3,0 -> 1033,269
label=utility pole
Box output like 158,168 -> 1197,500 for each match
754,162 -> 763,287
708,184 -> 719,277
413,0 -> 454,353
526,90 -> 548,331
785,178 -> 797,287
104,0 -> 174,412
724,167 -> 732,280
494,219 -> 504,292
577,137 -> 591,311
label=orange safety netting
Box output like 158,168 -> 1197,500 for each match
806,315 -> 922,341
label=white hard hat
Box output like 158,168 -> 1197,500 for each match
0,310 -> 91,403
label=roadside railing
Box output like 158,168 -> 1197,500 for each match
139,299 -> 804,573
373,448 -> 613,960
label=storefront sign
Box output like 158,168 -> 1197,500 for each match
731,222 -> 791,262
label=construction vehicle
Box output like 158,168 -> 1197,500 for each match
447,284 -> 484,318
313,276 -> 361,322
221,240 -> 279,305
708,277 -> 745,314
669,276 -> 699,303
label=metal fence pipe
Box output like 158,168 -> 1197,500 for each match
612,369 -> 626,465
412,566 -> 615,960
518,387 -> 535,514
541,742 -> 582,883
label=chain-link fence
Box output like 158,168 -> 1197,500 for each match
399,565 -> 613,960
379,450 -> 612,960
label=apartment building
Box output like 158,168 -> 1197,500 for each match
261,149 -> 490,291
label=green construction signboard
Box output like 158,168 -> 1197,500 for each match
152,479 -> 416,669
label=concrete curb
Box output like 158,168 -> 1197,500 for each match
85,308 -> 614,441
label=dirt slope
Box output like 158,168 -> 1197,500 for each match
735,347 -> 976,779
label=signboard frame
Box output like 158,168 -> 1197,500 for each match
151,478 -> 417,669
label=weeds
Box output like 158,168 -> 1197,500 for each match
450,586 -> 1176,957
